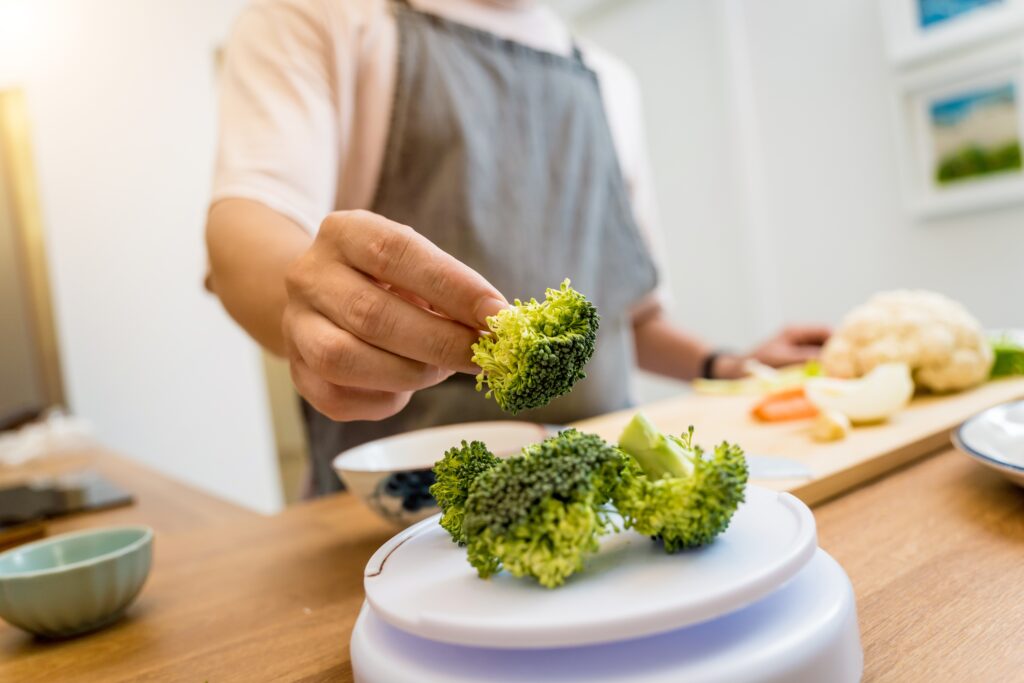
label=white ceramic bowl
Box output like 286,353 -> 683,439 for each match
333,421 -> 550,528
953,399 -> 1024,487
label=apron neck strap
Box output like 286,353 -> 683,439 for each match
393,0 -> 586,66
570,42 -> 584,65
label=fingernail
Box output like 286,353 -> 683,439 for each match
475,297 -> 508,327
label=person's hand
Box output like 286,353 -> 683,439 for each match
711,325 -> 831,379
748,325 -> 831,368
282,210 -> 508,421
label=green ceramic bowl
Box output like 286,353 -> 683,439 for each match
0,525 -> 153,638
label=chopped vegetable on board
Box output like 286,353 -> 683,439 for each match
811,409 -> 851,442
751,387 -> 819,423
693,360 -> 821,396
805,362 -> 914,425
990,335 -> 1024,378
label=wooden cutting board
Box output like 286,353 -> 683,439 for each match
571,377 -> 1024,506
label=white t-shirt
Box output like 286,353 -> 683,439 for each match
211,0 -> 667,308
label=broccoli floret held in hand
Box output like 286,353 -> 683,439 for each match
430,440 -> 502,545
616,414 -> 748,552
471,280 -> 599,414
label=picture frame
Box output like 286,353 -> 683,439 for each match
880,0 -> 1024,66
895,41 -> 1024,218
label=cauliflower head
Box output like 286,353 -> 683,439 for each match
821,290 -> 993,393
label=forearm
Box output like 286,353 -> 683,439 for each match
633,310 -> 745,381
205,198 -> 312,356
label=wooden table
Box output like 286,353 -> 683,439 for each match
2,445 -> 1023,682
0,449 -> 258,537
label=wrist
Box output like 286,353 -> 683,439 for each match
708,352 -> 747,380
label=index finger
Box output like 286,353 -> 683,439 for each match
785,325 -> 832,346
323,210 -> 507,329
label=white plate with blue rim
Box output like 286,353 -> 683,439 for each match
952,399 -> 1024,487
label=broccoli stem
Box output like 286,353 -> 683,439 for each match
617,413 -> 694,479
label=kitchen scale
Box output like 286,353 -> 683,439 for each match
351,486 -> 863,682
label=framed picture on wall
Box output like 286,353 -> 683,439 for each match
880,0 -> 1024,66
896,42 -> 1024,217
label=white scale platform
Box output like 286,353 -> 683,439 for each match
351,486 -> 863,683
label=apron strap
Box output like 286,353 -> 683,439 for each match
571,41 -> 585,65
393,0 -> 585,66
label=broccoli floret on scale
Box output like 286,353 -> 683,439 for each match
431,418 -> 748,588
429,440 -> 502,545
462,430 -> 627,588
616,416 -> 748,552
610,423 -> 749,552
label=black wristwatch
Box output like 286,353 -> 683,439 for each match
700,350 -> 732,380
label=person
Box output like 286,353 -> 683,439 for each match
205,0 -> 829,495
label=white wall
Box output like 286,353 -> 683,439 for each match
736,0 -> 1022,330
566,0 -> 1022,405
0,0 -> 283,513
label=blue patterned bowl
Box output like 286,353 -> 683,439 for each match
333,421 -> 548,528
0,526 -> 153,638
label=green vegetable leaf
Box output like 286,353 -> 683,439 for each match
990,336 -> 1024,378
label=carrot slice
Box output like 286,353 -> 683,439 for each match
751,387 -> 819,422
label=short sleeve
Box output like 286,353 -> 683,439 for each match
211,0 -> 341,232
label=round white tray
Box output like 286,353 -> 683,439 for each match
363,485 -> 817,648
353,549 -> 862,683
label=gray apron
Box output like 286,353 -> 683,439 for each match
304,0 -> 658,495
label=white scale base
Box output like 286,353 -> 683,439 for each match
352,548 -> 862,683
